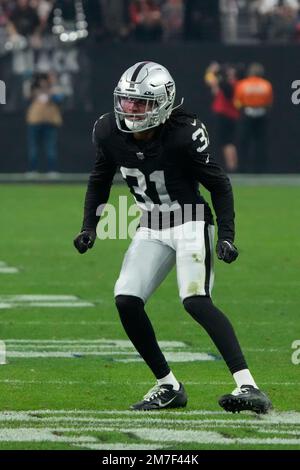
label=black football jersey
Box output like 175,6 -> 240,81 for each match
82,109 -> 235,241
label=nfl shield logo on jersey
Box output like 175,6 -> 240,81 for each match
136,152 -> 145,160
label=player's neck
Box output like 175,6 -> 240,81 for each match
133,129 -> 155,141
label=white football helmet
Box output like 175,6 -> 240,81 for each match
114,61 -> 178,133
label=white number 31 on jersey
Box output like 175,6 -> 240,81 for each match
192,123 -> 209,153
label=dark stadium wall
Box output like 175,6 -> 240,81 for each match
0,43 -> 299,173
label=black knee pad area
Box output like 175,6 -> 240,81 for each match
115,294 -> 144,314
183,295 -> 212,315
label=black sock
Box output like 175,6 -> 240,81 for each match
183,295 -> 248,374
115,295 -> 170,379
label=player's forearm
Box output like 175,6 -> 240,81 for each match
196,161 -> 235,241
210,184 -> 235,242
81,178 -> 112,231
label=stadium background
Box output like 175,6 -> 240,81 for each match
0,0 -> 300,173
0,0 -> 300,452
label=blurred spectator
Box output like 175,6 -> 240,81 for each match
220,0 -> 239,43
0,1 -> 12,28
32,0 -> 53,32
184,0 -> 220,41
25,72 -> 63,176
129,0 -> 163,41
1,0 -> 299,45
100,0 -> 130,41
8,0 -> 40,38
234,63 -> 273,172
256,0 -> 299,41
205,62 -> 240,172
295,4 -> 300,41
161,0 -> 184,42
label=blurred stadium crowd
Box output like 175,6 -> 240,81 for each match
0,0 -> 300,45
0,1 -> 298,176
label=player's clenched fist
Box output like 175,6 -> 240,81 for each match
73,230 -> 96,254
216,240 -> 238,264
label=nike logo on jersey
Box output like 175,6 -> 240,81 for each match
205,154 -> 210,164
191,119 -> 197,126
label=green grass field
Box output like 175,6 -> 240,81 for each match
0,182 -> 299,450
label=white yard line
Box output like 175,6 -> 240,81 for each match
0,419 -> 299,447
22,302 -> 94,308
1,339 -> 216,362
0,295 -> 78,301
0,379 -> 298,387
116,353 -> 216,363
4,339 -> 186,347
0,416 -> 298,429
0,295 -> 94,308
1,425 -> 295,447
0,321 -> 119,326
0,302 -> 94,309
0,261 -> 19,274
0,428 -> 97,443
6,351 -> 138,358
257,429 -> 300,436
130,427 -> 300,446
0,268 -> 19,274
5,351 -> 216,361
77,443 -> 160,450
0,410 -> 299,423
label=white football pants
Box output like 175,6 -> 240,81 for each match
114,221 -> 215,304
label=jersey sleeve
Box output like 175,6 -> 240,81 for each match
183,119 -> 235,242
81,116 -> 117,231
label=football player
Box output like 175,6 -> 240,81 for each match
74,61 -> 272,414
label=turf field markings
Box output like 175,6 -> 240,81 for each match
1,339 -> 284,363
0,261 -> 19,274
5,352 -> 217,361
0,412 -> 299,440
257,429 -> 300,436
6,351 -> 138,358
0,295 -> 94,309
116,352 -> 217,362
0,379 -> 298,387
21,302 -> 94,308
1,320 -> 299,327
0,303 -> 12,309
0,295 -> 77,301
124,427 -> 300,446
1,410 -> 299,422
1,411 -> 299,447
0,268 -> 18,274
0,321 -> 120,326
3,339 -> 218,362
0,428 -> 98,444
78,443 -> 160,450
0,416 -> 298,429
4,339 -> 186,347
0,425 -> 298,447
